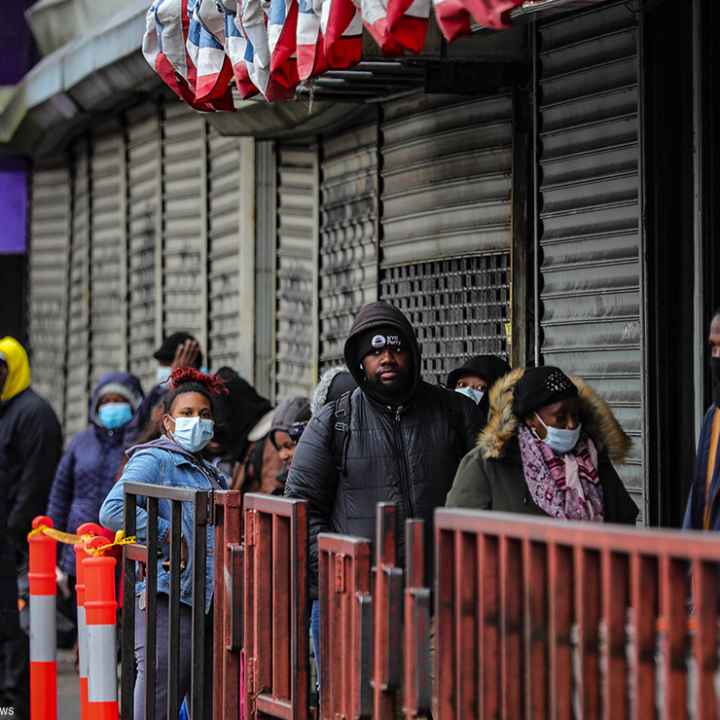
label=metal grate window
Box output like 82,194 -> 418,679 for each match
380,254 -> 510,386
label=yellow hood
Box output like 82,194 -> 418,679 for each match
0,337 -> 31,402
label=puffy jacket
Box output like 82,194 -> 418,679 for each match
47,372 -> 144,574
285,302 -> 482,596
0,388 -> 62,543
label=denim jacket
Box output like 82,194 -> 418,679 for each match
99,438 -> 226,612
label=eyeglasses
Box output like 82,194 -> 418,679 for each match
270,421 -> 308,450
288,421 -> 308,443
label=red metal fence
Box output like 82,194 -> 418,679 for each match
317,531 -> 373,720
243,493 -> 310,719
435,508 -> 720,720
121,488 -> 720,720
212,490 -> 243,720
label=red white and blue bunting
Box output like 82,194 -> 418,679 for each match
142,0 -> 524,105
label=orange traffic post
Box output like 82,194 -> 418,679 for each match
75,523 -> 108,720
28,515 -> 57,720
83,537 -> 118,720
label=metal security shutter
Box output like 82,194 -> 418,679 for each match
66,141 -> 92,438
535,3 -> 643,505
381,257 -> 510,385
208,127 -> 242,370
29,165 -> 71,423
275,146 -> 317,400
319,123 -> 378,369
163,104 -> 207,343
90,130 -> 126,385
127,106 -> 162,392
380,94 -> 513,384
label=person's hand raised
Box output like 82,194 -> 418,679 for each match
171,340 -> 200,371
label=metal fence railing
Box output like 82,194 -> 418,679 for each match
121,482 -> 213,720
243,493 -> 310,720
317,532 -> 373,720
434,508 -> 720,720
112,489 -> 720,720
212,490 -> 243,720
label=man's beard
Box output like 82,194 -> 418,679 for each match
365,365 -> 412,402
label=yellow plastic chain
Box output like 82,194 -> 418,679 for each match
27,525 -> 137,556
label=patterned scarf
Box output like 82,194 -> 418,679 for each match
518,425 -> 604,522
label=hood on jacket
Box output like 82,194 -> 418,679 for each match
343,301 -> 421,406
90,372 -> 144,425
477,368 -> 632,464
310,366 -> 357,416
270,396 -> 311,435
447,355 -> 511,390
0,336 -> 31,403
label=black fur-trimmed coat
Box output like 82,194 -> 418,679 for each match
446,369 -> 639,524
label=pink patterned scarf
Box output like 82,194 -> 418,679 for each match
517,425 -> 604,521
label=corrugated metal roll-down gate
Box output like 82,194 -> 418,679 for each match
380,93 -> 514,385
126,105 -> 162,393
535,1 -> 644,509
274,146 -> 317,400
65,139 -> 91,438
28,100 -> 254,435
29,165 -> 71,422
90,127 -> 126,385
318,122 -> 379,370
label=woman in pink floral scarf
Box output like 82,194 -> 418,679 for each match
446,366 -> 638,525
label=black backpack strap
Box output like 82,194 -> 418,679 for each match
330,390 -> 352,475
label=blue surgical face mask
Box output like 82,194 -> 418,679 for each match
455,386 -> 485,405
535,413 -> 581,455
156,366 -> 172,384
171,416 -> 215,453
98,402 -> 133,430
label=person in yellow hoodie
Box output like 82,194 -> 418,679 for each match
0,337 -> 62,719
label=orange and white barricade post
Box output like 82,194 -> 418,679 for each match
28,515 -> 57,720
83,536 -> 119,720
75,523 -> 108,720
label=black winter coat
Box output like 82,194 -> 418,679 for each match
285,301 -> 482,596
0,387 -> 62,631
0,387 -> 62,541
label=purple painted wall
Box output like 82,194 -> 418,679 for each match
0,1 -> 37,84
0,159 -> 27,254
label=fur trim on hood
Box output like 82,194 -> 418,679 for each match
478,368 -> 632,464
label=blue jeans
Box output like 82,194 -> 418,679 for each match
311,600 -> 320,688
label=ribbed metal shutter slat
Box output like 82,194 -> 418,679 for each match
163,107 -> 205,337
30,167 -> 71,422
537,1 -> 643,505
208,126 -> 243,370
380,93 -> 513,385
319,124 -> 378,369
89,132 -> 125,386
127,106 -> 161,391
66,144 -> 91,437
381,94 -> 513,268
276,146 -> 316,399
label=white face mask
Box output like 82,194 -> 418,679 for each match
171,416 -> 215,453
156,366 -> 172,384
455,386 -> 485,404
534,412 -> 581,455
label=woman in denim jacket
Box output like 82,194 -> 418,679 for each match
100,368 -> 227,720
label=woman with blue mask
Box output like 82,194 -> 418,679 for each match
47,372 -> 143,582
100,367 -> 227,720
447,355 -> 510,426
446,366 -> 639,525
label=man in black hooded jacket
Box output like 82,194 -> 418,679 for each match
285,301 -> 482,595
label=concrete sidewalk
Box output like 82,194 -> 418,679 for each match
58,650 -> 80,720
